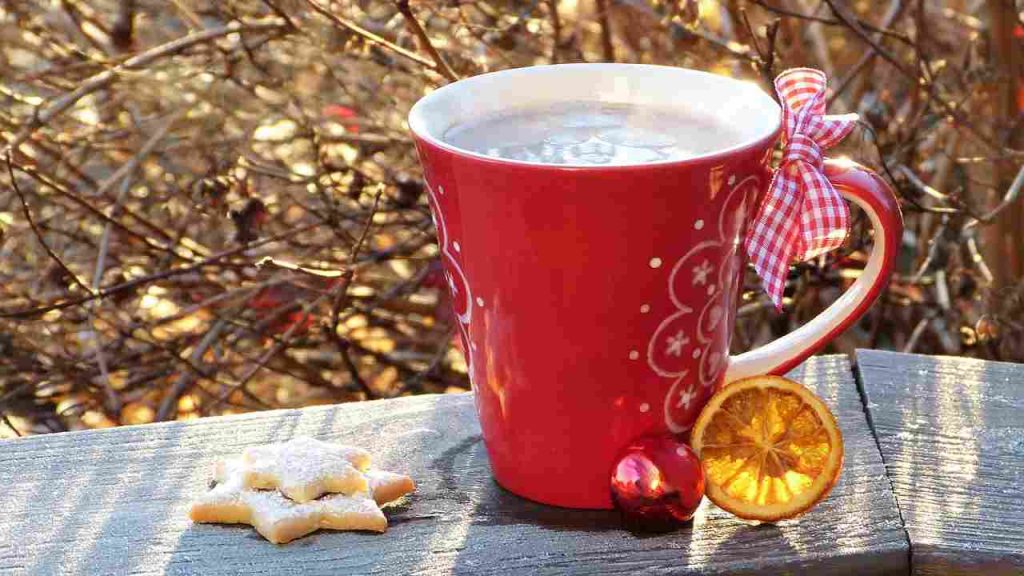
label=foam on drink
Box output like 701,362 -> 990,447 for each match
442,101 -> 743,166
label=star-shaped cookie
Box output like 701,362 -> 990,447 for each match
190,459 -> 415,544
241,436 -> 372,502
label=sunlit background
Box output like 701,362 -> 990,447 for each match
1,0 -> 1021,436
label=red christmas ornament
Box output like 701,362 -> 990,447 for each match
610,435 -> 705,532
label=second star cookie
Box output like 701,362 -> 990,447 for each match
191,459 -> 401,544
241,436 -> 372,502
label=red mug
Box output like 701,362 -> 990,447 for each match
408,64 -> 902,509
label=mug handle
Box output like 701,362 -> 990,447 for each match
724,158 -> 904,382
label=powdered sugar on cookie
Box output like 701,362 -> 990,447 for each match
189,437 -> 415,544
241,436 -> 371,502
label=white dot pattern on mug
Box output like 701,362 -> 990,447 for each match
649,257 -> 663,269
639,403 -> 650,413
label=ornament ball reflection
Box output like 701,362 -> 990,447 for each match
610,435 -> 705,533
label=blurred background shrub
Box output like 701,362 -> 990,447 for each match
0,0 -> 1021,436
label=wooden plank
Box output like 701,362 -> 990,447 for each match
0,355 -> 906,575
856,349 -> 1024,575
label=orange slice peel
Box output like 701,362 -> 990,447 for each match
690,375 -> 843,522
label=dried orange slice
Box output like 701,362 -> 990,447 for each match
690,375 -> 843,522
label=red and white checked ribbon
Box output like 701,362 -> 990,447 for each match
745,68 -> 859,309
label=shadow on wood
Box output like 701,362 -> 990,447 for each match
0,355 -> 908,575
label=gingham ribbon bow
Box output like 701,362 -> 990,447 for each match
745,68 -> 859,309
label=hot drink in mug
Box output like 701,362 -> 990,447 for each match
408,64 -> 901,509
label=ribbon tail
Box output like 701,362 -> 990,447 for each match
745,169 -> 804,310
797,169 -> 850,260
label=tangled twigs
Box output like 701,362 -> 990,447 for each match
823,0 -> 1013,155
303,0 -> 438,70
0,223 -> 322,319
2,0 -> 1022,434
207,290 -> 328,411
750,0 -> 913,44
7,153 -> 93,294
395,0 -> 459,82
742,10 -> 780,94
0,2 -> 473,434
15,165 -> 193,260
970,158 -> 1024,226
2,19 -> 288,157
826,0 -> 905,106
155,318 -> 232,421
88,114 -> 180,416
208,188 -> 383,410
328,189 -> 384,399
594,0 -> 615,61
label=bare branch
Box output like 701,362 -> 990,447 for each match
395,0 -> 459,83
0,223 -> 321,319
970,163 -> 1024,225
2,19 -> 288,157
6,153 -> 94,294
303,0 -> 439,70
594,0 -> 615,61
155,318 -> 231,421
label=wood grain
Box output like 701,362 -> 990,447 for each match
0,355 -> 906,575
856,349 -> 1024,576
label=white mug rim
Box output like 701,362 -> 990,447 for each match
407,63 -> 782,169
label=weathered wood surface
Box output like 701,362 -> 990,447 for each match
856,350 -> 1024,576
0,355 -> 906,575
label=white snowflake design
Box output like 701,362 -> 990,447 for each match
676,387 -> 696,409
665,330 -> 690,357
643,173 -> 761,433
646,306 -> 694,378
691,260 -> 713,286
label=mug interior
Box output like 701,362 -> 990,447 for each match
408,63 -> 781,168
